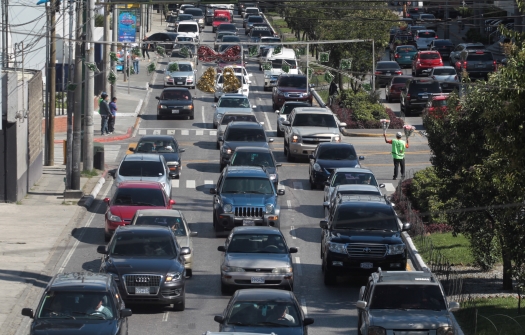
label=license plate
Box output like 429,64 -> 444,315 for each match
476,64 -> 484,68
421,95 -> 428,99
251,277 -> 265,284
385,73 -> 391,76
135,287 -> 150,294
177,82 -> 183,85
441,53 -> 449,56
243,220 -> 255,226
360,262 -> 373,269
405,56 -> 411,58
172,110 -> 179,114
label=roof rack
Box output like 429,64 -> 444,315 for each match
339,194 -> 385,203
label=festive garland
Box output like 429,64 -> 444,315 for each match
156,46 -> 166,57
197,45 -> 241,63
340,58 -> 352,70
67,83 -> 77,91
324,71 -> 334,83
262,62 -> 272,71
180,46 -> 190,58
108,71 -> 117,85
132,47 -> 142,57
168,62 -> 179,72
85,62 -> 99,72
282,60 -> 290,73
319,51 -> 330,62
110,52 -> 119,62
147,62 -> 156,74
222,67 -> 241,93
196,67 -> 216,93
248,46 -> 258,57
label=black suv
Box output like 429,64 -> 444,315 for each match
98,226 -> 189,311
156,87 -> 195,120
210,166 -> 285,234
21,272 -> 132,334
455,49 -> 495,80
320,195 -> 411,285
400,78 -> 442,115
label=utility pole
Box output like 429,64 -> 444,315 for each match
123,43 -> 128,82
103,3 -> 110,94
2,0 -> 8,67
66,0 -> 74,188
111,4 -> 117,98
45,0 -> 57,166
72,0 -> 83,189
444,0 -> 449,40
83,0 -> 95,172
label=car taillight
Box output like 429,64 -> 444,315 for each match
435,35 -> 438,39
463,61 -> 467,69
416,36 -> 419,40
394,53 -> 400,58
375,71 -> 381,75
493,60 -> 497,69
406,93 -> 411,100
395,70 -> 402,75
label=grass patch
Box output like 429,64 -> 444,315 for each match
454,297 -> 525,335
412,232 -> 475,266
81,169 -> 99,178
317,89 -> 329,104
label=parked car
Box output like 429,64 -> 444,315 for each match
322,167 -> 384,205
375,61 -> 403,87
156,87 -> 195,120
271,74 -> 312,110
218,227 -> 297,293
449,42 -> 485,64
428,39 -> 454,60
412,50 -> 443,77
213,93 -> 256,128
392,45 -> 418,67
385,75 -> 411,102
128,135 -> 185,179
400,78 -> 442,115
275,101 -> 312,137
228,146 -> 282,189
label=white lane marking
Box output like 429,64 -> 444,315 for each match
138,129 -> 146,135
153,129 -> 161,135
301,298 -> 308,317
181,130 -> 189,135
58,181 -> 111,273
295,257 -> 302,275
196,130 -> 204,135
287,200 -> 292,209
290,225 -> 296,239
293,182 -> 303,190
204,180 -> 214,188
201,106 -> 205,126
162,311 -> 169,322
384,183 -> 395,192
209,130 -> 217,136
171,180 -> 180,188
186,180 -> 196,188
264,111 -> 272,131
167,129 -> 175,135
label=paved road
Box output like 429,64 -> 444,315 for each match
58,13 -> 432,335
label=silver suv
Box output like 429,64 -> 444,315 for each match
356,268 -> 460,335
282,107 -> 346,161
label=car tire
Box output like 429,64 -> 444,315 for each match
216,142 -> 220,150
387,94 -> 392,103
214,96 -> 218,102
277,126 -> 283,137
323,267 -> 336,286
172,294 -> 185,311
221,282 -> 231,295
185,269 -> 192,278
104,232 -> 111,242
189,113 -> 194,120
286,146 -> 294,162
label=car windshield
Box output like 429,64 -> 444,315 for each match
467,53 -> 493,61
251,30 -> 272,38
184,9 -> 203,17
178,24 -> 198,33
136,139 -> 178,153
421,53 -> 440,59
215,16 -> 229,22
221,177 -> 273,194
292,114 -> 337,127
376,62 -> 400,70
397,46 -> 417,53
218,24 -> 237,31
432,99 -> 447,107
337,190 -> 381,198
331,172 -> 378,187
167,16 -> 177,23
418,31 -> 436,38
218,32 -> 235,39
225,128 -> 266,142
110,232 -> 176,257
222,36 -> 240,42
218,98 -> 250,108
160,90 -> 191,100
221,114 -> 257,124
176,37 -> 193,42
262,38 -> 281,43
271,59 -> 298,69
334,205 -> 397,230
433,68 -> 456,75
370,285 -> 447,310
318,146 -> 357,160
113,188 -> 166,207
410,81 -> 441,93
217,75 -> 246,85
134,216 -> 187,236
168,63 -> 192,72
226,302 -> 300,327
119,161 -> 165,177
420,14 -> 435,19
227,234 -> 287,253
178,15 -> 193,21
466,45 -> 484,50
231,151 -> 275,167
434,40 -> 453,46
37,291 -> 116,320
392,77 -> 410,84
281,103 -> 310,114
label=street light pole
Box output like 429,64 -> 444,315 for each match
103,3 -> 110,94
111,4 -> 117,98
72,0 -> 83,189
45,0 -> 57,166
83,0 -> 95,171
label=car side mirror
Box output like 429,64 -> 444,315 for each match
214,315 -> 225,323
169,199 -> 176,205
356,300 -> 367,310
308,154 -> 315,160
339,122 -> 347,128
108,169 -> 116,178
282,121 -> 290,126
179,148 -> 186,153
448,301 -> 460,312
379,183 -> 385,188
128,147 -> 135,152
289,247 -> 298,254
359,156 -> 365,160
97,245 -> 108,254
190,231 -> 198,237
21,308 -> 34,318
209,188 -> 217,194
268,138 -> 274,143
212,104 -> 217,108
319,220 -> 328,229
103,197 -> 110,204
120,308 -> 132,318
402,223 -> 412,231
277,189 -> 285,196
217,245 -> 226,252
274,110 -> 279,114
303,317 -> 314,326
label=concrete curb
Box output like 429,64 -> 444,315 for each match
81,169 -> 108,209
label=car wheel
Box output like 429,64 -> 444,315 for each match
216,142 -> 220,150
185,269 -> 192,278
220,163 -> 226,171
276,126 -> 283,137
189,113 -> 194,120
104,232 -> 111,242
172,293 -> 185,311
213,210 -> 218,228
214,96 -> 218,102
221,282 -> 231,295
412,69 -> 415,76
286,145 -> 294,162
309,176 -> 316,190
324,267 -> 336,286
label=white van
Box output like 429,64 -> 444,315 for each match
262,47 -> 298,91
177,21 -> 200,41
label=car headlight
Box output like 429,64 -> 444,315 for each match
264,74 -> 271,79
187,76 -> 194,81
167,161 -> 180,166
437,327 -> 454,335
292,134 -> 300,143
313,163 -> 322,172
107,210 -> 122,222
222,147 -> 232,154
265,203 -> 274,214
165,76 -> 172,79
368,327 -> 386,335
332,135 -> 341,142
223,204 -> 233,213
355,164 -> 361,168
269,174 -> 277,181
221,265 -> 245,272
186,105 -> 193,110
272,267 -> 292,274
328,242 -> 347,254
165,272 -> 182,282
301,92 -> 309,97
386,244 -> 406,255
216,113 -> 223,119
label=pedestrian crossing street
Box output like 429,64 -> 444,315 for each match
138,128 -> 217,136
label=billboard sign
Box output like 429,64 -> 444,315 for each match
118,10 -> 137,43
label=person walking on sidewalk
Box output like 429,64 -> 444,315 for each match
142,37 -> 150,60
99,93 -> 111,135
328,80 -> 338,106
108,97 -> 117,134
133,54 -> 140,74
384,131 -> 409,180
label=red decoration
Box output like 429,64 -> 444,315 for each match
198,45 -> 242,63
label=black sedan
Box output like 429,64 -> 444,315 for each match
129,135 -> 185,179
98,226 -> 189,311
156,87 -> 194,120
308,143 -> 364,190
228,146 -> 282,189
146,32 -> 179,51
375,61 -> 403,87
216,23 -> 238,37
428,39 -> 455,60
214,289 -> 314,335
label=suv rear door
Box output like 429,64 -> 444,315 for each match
460,51 -> 495,78
405,79 -> 442,111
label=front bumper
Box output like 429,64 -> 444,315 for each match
118,278 -> 185,305
215,213 -> 280,230
221,271 -> 293,289
288,142 -> 319,158
325,252 -> 407,274
158,107 -> 194,118
164,78 -> 194,87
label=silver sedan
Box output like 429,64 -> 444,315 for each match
429,66 -> 458,83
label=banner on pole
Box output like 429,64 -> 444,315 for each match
118,10 -> 137,43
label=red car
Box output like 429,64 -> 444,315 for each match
212,15 -> 230,32
104,181 -> 175,241
385,75 -> 411,103
425,94 -> 448,118
412,51 -> 443,77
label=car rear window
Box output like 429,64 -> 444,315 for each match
221,114 -> 257,124
432,99 -> 447,107
282,103 -> 311,114
397,46 -> 417,52
160,90 -> 191,100
178,14 -> 193,21
434,40 -> 453,46
376,62 -> 400,69
184,8 -> 203,16
433,68 -> 456,75
218,24 -> 237,31
222,36 -> 240,42
119,161 -> 165,177
418,31 -> 436,38
420,14 -> 435,19
466,45 -> 484,50
370,285 -> 446,310
225,128 -> 266,142
466,53 -> 493,61
420,53 -> 440,59
409,80 -> 441,93
278,76 -> 306,87
248,16 -> 264,23
134,216 -> 187,236
251,30 -> 272,37
215,16 -> 229,22
231,151 -> 275,168
392,77 -> 410,84
113,187 -> 166,207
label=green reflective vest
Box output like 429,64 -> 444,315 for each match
391,139 -> 406,160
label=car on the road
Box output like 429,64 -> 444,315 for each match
217,63 -> 251,79
356,268 -> 460,335
156,87 -> 195,120
184,7 -> 205,30
168,14 -> 194,32
248,27 -> 274,43
21,272 -> 132,335
424,94 -> 449,117
391,45 -> 417,67
400,77 -> 442,115
164,61 -> 196,88
215,73 -> 251,101
146,32 -> 179,51
258,36 -> 281,56
390,32 -> 416,54
455,49 -> 496,80
264,49 -> 299,90
271,74 -> 312,110
212,15 -> 230,32
98,226 -> 188,311
412,50 -> 443,76
428,39 -> 454,60
385,75 -> 411,103
417,13 -> 440,30
429,66 -> 458,83
213,94 -> 256,128
210,166 -> 285,234
239,2 -> 257,16
275,101 -> 312,137
243,6 -> 260,19
103,181 -> 175,241
375,61 -> 403,87
130,209 -> 197,277
129,135 -> 185,179
320,195 -> 411,285
217,111 -> 260,149
216,23 -> 238,37
177,21 -> 200,42
219,121 -> 274,170
308,143 -> 365,190
449,42 -> 485,64
217,35 -> 241,53
214,289 -> 314,333
244,15 -> 265,34
323,184 -> 384,211
228,146 -> 282,189
215,31 -> 237,48
322,167 -> 383,205
178,4 -> 194,15
218,226 -> 297,293
282,107 -> 346,161
439,81 -> 462,94
415,29 -> 438,50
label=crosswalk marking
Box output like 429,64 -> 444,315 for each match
204,180 -> 214,188
195,130 -> 203,135
186,180 -> 196,188
384,183 -> 395,192
167,130 -> 175,135
209,130 -> 217,136
153,129 -> 161,135
171,180 -> 180,188
181,130 -> 189,135
138,129 -> 146,135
